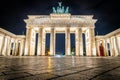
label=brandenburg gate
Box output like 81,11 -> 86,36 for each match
1,2 -> 119,56
24,2 -> 97,56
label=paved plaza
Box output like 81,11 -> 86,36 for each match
0,56 -> 120,80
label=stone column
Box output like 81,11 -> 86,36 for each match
0,35 -> 5,55
79,28 -> 83,56
65,27 -> 71,55
109,38 -> 113,56
50,27 -> 56,56
15,40 -> 19,56
6,37 -> 11,56
5,37 -> 9,56
110,37 -> 115,56
24,27 -> 36,56
85,29 -> 89,56
19,40 -> 25,56
41,28 -> 46,56
24,27 -> 31,56
2,36 -> 8,56
18,41 -> 21,56
75,28 -> 80,56
86,28 -> 96,56
22,40 -> 25,55
85,29 -> 90,56
96,40 -> 100,56
117,36 -> 120,56
37,27 -> 43,56
75,28 -> 83,56
114,36 -> 119,56
29,29 -> 36,56
90,28 -> 96,56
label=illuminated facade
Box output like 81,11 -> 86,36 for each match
0,28 -> 25,56
0,2 -> 120,56
0,14 -> 120,56
24,14 -> 96,56
96,29 -> 120,56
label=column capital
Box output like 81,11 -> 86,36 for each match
90,27 -> 95,29
26,26 -> 32,29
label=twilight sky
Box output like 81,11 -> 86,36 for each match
0,0 -> 120,53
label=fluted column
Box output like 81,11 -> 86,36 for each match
117,36 -> 120,56
85,29 -> 91,56
109,38 -> 113,56
50,27 -> 56,55
75,28 -> 83,56
37,27 -> 43,56
110,37 -> 115,56
19,40 -> 25,56
41,28 -> 46,56
90,28 -> 96,56
75,29 -> 80,56
115,36 -> 119,56
30,29 -> 36,56
96,40 -> 100,56
79,28 -> 83,56
0,35 -> 5,55
15,40 -> 19,56
6,38 -> 11,56
24,27 -> 31,56
86,28 -> 96,56
2,36 -> 8,56
24,27 -> 36,56
65,27 -> 71,55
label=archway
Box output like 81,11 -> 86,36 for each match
35,33 -> 38,56
99,43 -> 104,56
71,33 -> 75,56
82,33 -> 86,56
10,43 -> 14,55
107,43 -> 111,56
45,33 -> 50,56
55,33 -> 65,55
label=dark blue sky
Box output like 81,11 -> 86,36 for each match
0,0 -> 120,35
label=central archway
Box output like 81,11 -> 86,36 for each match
56,33 -> 65,55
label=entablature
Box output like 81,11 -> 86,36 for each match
25,15 -> 97,25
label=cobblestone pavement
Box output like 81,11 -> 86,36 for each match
0,56 -> 120,80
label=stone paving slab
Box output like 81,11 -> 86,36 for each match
27,70 -> 52,75
0,56 -> 120,80
0,72 -> 30,80
0,73 -> 4,76
50,70 -> 77,76
50,73 -> 88,80
3,70 -> 29,75
92,73 -> 120,80
15,73 -> 58,80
